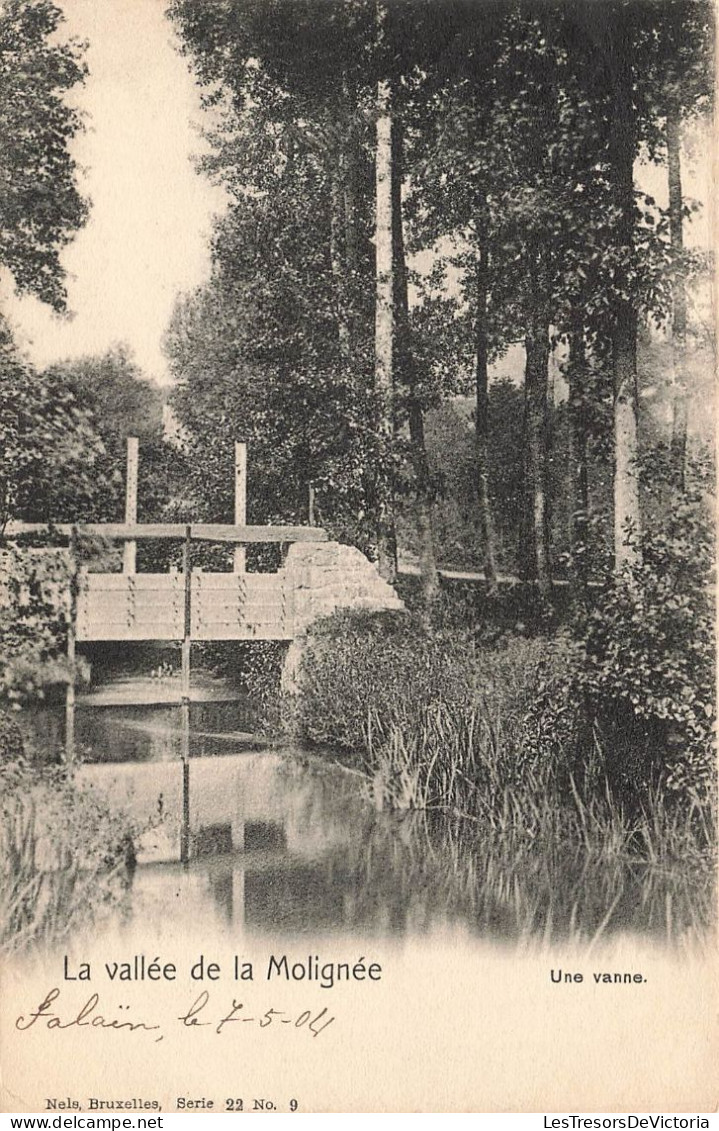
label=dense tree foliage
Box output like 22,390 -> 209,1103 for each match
0,329 -> 119,527
162,0 -> 715,798
43,347 -> 174,522
0,0 -> 88,310
167,0 -> 713,583
0,336 -> 175,529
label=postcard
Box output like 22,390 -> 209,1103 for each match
0,0 -> 716,1115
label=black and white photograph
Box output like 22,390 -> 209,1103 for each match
0,0 -> 716,1114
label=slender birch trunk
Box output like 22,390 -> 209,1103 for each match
608,6 -> 641,571
567,323 -> 590,590
474,218 -> 498,593
521,255 -> 552,597
391,116 -> 439,607
329,162 -> 351,360
374,74 -> 397,581
666,109 -> 688,489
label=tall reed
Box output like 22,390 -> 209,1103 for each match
1,763 -> 133,955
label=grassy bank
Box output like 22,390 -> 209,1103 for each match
0,713 -> 135,954
291,609 -> 716,941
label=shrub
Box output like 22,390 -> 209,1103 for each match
295,608 -> 549,767
295,586 -> 715,817
574,484 -> 715,801
0,709 -> 25,762
0,544 -> 83,705
291,607 -> 714,940
519,455 -> 715,807
197,639 -> 288,732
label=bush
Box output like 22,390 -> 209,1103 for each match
290,608 -> 714,940
0,709 -> 25,763
575,485 -> 714,801
295,580 -> 715,817
197,639 -> 288,732
518,454 -> 716,807
295,607 -> 550,768
0,544 -> 83,705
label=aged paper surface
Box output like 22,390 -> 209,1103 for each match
0,0 -> 717,1115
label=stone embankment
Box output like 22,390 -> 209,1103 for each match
281,541 -> 405,691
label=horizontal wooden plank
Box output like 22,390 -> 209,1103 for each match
5,522 -> 327,544
192,579 -> 284,588
192,573 -> 284,587
193,597 -> 283,607
78,607 -> 180,618
85,594 -> 176,605
83,572 -> 183,585
81,626 -> 291,640
79,593 -> 180,607
4,522 -> 183,540
192,524 -> 327,544
77,629 -> 182,642
194,617 -> 285,631
191,626 -> 293,641
192,597 -> 285,612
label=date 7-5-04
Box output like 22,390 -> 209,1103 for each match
16,987 -> 336,1043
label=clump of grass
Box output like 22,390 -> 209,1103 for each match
362,703 -> 714,941
0,754 -> 135,955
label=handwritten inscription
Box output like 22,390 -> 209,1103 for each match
16,989 -> 161,1037
16,987 -> 336,1044
179,989 -> 334,1037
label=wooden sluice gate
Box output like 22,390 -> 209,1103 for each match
8,441 -> 327,642
6,439 -> 405,862
75,555 -> 297,642
5,439 -> 327,865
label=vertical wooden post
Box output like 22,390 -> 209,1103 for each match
181,525 -> 192,695
234,441 -> 247,574
124,436 -> 138,574
232,864 -> 246,927
308,484 -> 316,527
65,525 -> 77,763
180,524 -> 191,865
181,754 -> 190,865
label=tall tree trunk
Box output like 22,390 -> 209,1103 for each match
608,6 -> 641,571
329,162 -> 351,360
474,217 -> 498,593
374,75 -> 397,581
613,305 -> 640,569
567,322 -> 590,590
407,401 -> 440,606
666,108 -> 688,489
521,255 -> 552,598
391,116 -> 439,607
343,75 -> 360,280
341,71 -> 360,351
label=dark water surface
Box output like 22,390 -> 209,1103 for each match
22,697 -> 261,763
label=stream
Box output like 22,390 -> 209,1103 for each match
18,690 -> 712,948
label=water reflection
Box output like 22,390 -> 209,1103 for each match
22,701 -> 714,948
20,699 -> 261,763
